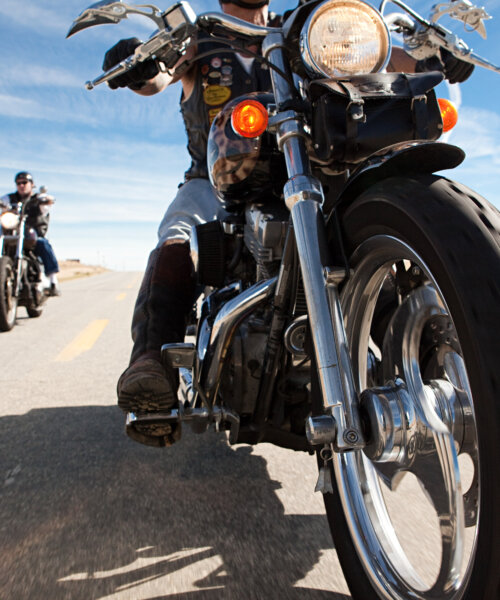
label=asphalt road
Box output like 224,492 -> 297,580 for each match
0,271 -> 352,600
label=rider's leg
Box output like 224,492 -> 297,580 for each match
117,239 -> 195,414
35,237 -> 59,275
35,237 -> 60,295
117,179 -> 227,443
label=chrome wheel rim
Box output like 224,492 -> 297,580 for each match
338,235 -> 479,599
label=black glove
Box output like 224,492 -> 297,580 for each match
416,48 -> 474,84
102,37 -> 160,90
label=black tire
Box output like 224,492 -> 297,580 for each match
323,175 -> 500,599
0,256 -> 18,331
26,306 -> 43,318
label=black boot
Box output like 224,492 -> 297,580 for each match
117,242 -> 195,446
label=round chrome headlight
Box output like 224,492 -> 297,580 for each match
300,0 -> 391,78
1,212 -> 20,230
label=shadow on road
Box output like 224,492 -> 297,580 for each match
0,406 -> 350,600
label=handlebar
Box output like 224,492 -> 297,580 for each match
84,9 -> 277,90
197,11 -> 278,38
382,0 -> 500,74
76,0 -> 500,90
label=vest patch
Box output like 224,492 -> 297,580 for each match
203,85 -> 232,106
208,108 -> 221,124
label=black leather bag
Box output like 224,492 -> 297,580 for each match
309,72 -> 444,168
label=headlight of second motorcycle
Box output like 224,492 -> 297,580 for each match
0,212 -> 20,230
300,0 -> 391,78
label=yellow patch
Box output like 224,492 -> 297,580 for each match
209,108 -> 221,124
203,85 -> 231,106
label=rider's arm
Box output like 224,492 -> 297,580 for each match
134,45 -> 197,97
37,194 -> 55,206
102,37 -> 196,96
387,46 -> 474,83
0,195 -> 12,210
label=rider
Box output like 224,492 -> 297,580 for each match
0,172 -> 61,296
103,0 -> 474,447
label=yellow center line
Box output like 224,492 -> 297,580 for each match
55,319 -> 109,362
116,292 -> 127,301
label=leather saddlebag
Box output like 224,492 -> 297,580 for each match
309,72 -> 444,168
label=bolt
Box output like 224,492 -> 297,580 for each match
411,265 -> 421,277
343,429 -> 359,445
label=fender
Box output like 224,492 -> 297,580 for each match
329,141 -> 465,211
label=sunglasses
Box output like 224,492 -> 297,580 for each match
16,181 -> 30,185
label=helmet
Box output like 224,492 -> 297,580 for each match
15,171 -> 34,183
207,92 -> 286,206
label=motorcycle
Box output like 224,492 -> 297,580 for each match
68,1 -> 500,598
0,195 -> 50,331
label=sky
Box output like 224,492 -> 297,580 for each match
0,0 -> 499,271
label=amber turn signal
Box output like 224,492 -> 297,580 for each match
231,100 -> 268,138
438,98 -> 458,133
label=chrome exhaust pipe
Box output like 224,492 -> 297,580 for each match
199,276 -> 277,402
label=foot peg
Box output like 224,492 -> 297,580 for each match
126,404 -> 240,443
154,342 -> 241,443
125,411 -> 181,447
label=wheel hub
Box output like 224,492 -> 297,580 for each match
360,377 -> 473,466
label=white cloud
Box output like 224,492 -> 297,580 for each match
0,94 -> 41,119
448,106 -> 500,161
0,0 -> 156,37
443,106 -> 500,208
0,0 -> 69,33
0,92 -> 99,124
1,64 -> 83,88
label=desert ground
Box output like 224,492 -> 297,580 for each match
58,259 -> 109,282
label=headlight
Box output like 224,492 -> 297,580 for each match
1,212 -> 20,230
300,0 -> 391,78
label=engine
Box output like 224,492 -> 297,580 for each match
191,202 -> 290,286
219,308 -> 311,438
243,203 -> 289,280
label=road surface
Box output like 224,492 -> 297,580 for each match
0,271 -> 352,599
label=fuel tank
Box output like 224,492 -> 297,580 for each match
207,92 -> 286,207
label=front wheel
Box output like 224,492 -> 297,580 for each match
0,256 -> 18,331
323,175 -> 500,599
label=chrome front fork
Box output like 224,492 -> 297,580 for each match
14,218 -> 26,297
263,33 -> 364,451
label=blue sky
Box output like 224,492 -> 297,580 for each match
1,0 -> 499,270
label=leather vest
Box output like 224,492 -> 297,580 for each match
7,192 -> 50,237
180,36 -> 273,181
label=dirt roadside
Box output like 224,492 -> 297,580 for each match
58,260 -> 109,282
